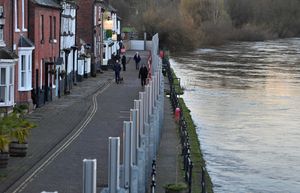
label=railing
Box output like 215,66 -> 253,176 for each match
150,160 -> 157,193
165,59 -> 206,193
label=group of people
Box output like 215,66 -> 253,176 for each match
112,51 -> 148,87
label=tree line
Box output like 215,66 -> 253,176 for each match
111,0 -> 300,51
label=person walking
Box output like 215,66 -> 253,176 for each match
133,52 -> 141,70
139,64 -> 148,86
121,54 -> 127,71
113,60 -> 122,84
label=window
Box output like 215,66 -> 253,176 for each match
18,51 -> 33,91
0,25 -> 3,42
14,0 -> 20,32
49,16 -> 52,41
53,16 -> 56,39
21,55 -> 25,87
0,66 -> 14,106
22,0 -> 27,31
40,15 -> 44,43
0,6 -> 4,18
0,6 -> 4,45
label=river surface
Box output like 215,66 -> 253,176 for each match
170,38 -> 300,193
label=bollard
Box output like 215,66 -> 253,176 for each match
123,121 -> 132,190
83,159 -> 97,193
175,107 -> 181,123
108,137 -> 120,193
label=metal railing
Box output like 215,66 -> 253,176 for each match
150,160 -> 157,193
165,59 -> 207,193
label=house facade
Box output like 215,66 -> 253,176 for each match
14,0 -> 35,109
28,0 -> 61,107
77,0 -> 106,77
0,0 -> 17,114
102,4 -> 120,68
59,0 -> 77,95
0,0 -> 35,114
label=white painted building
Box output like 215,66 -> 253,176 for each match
59,0 -> 77,95
102,5 -> 121,68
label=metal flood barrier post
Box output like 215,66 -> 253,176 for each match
130,109 -> 138,165
108,137 -> 120,193
83,159 -> 97,193
123,121 -> 132,190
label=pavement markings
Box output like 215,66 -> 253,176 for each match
10,82 -> 112,193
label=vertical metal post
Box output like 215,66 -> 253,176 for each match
139,92 -> 144,135
108,137 -> 120,193
144,90 -> 149,124
147,84 -> 152,116
134,100 -> 140,148
83,159 -> 97,193
123,121 -> 132,190
130,109 -> 138,165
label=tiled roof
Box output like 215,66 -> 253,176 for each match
0,48 -> 18,60
18,36 -> 35,48
31,0 -> 61,9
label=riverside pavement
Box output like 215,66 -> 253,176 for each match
0,50 -> 182,193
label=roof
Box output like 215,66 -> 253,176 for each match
18,36 -> 35,48
0,48 -> 18,60
31,0 -> 61,9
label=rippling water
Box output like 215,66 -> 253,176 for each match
170,38 -> 300,193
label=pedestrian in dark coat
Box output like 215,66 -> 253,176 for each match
133,52 -> 141,70
114,60 -> 122,83
138,64 -> 148,86
121,54 -> 127,71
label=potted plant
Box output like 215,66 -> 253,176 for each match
9,114 -> 36,157
0,116 -> 12,168
164,182 -> 188,193
13,104 -> 29,117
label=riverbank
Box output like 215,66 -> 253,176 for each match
163,51 -> 214,193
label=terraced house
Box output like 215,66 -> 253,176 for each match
0,0 -> 121,114
28,0 -> 61,107
58,0 -> 78,95
0,0 -> 35,114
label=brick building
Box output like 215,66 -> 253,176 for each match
28,0 -> 61,107
0,0 -> 35,114
0,0 -> 14,114
76,0 -> 106,76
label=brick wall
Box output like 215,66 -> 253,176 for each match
28,2 -> 60,90
76,0 -> 93,47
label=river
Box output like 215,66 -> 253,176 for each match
170,38 -> 300,193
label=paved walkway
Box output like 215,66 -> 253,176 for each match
0,50 -> 181,193
155,79 -> 183,193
